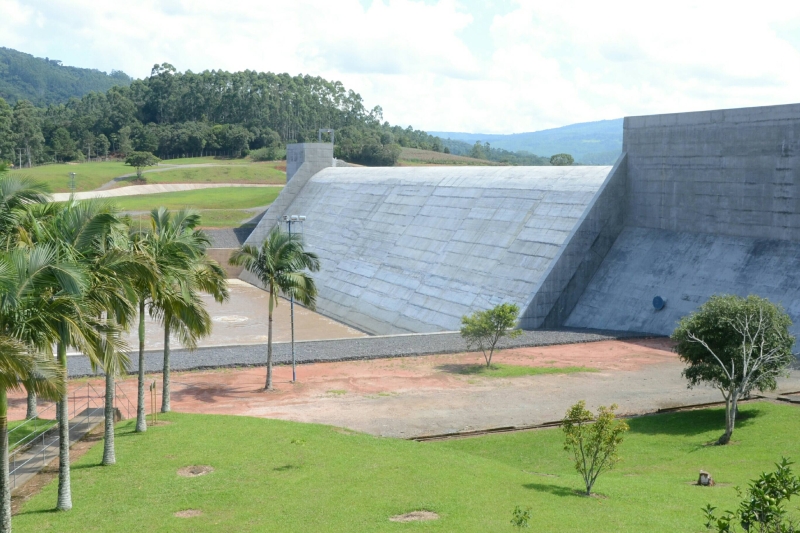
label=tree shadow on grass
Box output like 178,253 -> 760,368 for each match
523,482 -> 584,498
628,405 -> 762,437
16,508 -> 59,517
435,364 -> 493,375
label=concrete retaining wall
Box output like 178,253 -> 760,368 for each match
624,103 -> 800,241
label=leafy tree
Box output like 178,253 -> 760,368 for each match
549,153 -> 574,166
703,458 -> 800,532
125,151 -> 160,181
0,99 -> 13,165
470,141 -> 488,160
11,100 -> 44,167
460,303 -> 522,367
672,295 -> 795,445
50,127 -> 78,161
562,401 -> 629,496
230,226 -> 319,389
117,125 -> 132,156
94,133 -> 110,160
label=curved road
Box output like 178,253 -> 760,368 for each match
51,182 -> 282,202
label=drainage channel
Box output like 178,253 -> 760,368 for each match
409,394 -> 800,442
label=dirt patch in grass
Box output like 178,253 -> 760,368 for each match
389,510 -> 439,522
174,509 -> 202,518
177,465 -> 214,478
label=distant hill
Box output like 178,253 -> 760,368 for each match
430,118 -> 623,165
0,47 -> 132,106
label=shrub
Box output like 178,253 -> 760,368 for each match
562,401 -> 629,496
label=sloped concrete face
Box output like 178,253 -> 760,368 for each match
565,226 -> 800,336
271,166 -> 611,335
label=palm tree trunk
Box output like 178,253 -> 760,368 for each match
161,314 -> 170,413
135,298 -> 146,432
0,387 -> 11,533
102,371 -> 115,466
25,388 -> 37,419
266,286 -> 274,390
56,339 -> 71,511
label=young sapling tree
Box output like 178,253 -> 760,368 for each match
460,303 -> 522,367
562,401 -> 629,496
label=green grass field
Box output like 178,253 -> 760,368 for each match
112,187 -> 277,229
14,402 -> 800,532
8,418 -> 56,451
114,165 -> 284,187
111,187 -> 279,211
439,364 -> 596,377
12,159 -> 285,192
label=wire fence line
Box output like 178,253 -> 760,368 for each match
8,381 -> 136,492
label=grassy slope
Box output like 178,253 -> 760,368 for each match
12,159 -> 285,192
14,403 -> 800,532
397,148 -> 503,166
109,187 -> 280,211
113,186 -> 279,228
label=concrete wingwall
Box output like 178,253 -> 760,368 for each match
566,102 -> 800,336
521,153 -> 627,329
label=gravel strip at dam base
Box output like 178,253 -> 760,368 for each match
67,328 -> 650,378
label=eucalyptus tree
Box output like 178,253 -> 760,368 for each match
230,226 -> 319,390
146,208 -> 228,413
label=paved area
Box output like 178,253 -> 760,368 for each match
38,338 -> 800,439
8,407 -> 104,494
51,183 -> 281,202
115,279 -> 366,353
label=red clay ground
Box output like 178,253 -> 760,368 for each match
13,339 -> 800,438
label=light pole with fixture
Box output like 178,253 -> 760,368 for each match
283,214 -> 306,382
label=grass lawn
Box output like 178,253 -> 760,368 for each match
111,187 -> 280,211
128,209 -> 261,229
12,159 -> 285,192
115,164 -> 284,186
14,402 -> 800,532
438,363 -> 595,377
8,418 -> 56,451
398,148 -> 503,166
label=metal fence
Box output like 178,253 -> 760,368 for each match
8,381 -> 135,490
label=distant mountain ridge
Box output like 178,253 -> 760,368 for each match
0,47 -> 132,106
430,118 -> 623,165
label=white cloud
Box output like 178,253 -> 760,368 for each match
2,0 -> 800,133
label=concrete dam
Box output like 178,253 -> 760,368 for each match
244,102 -> 800,336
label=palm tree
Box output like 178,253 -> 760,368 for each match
34,199 -> 133,509
0,246 -> 80,531
0,175 -> 51,421
230,226 -> 319,390
146,208 -> 228,413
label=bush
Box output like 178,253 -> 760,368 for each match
250,146 -> 286,162
703,458 -> 800,532
562,401 -> 628,495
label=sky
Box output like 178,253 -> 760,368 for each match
3,0 -> 800,134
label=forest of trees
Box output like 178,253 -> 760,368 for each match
0,47 -> 132,106
0,62 -> 453,167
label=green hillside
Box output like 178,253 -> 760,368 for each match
431,118 -> 623,165
0,47 -> 132,106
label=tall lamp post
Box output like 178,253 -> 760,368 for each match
283,214 -> 306,382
